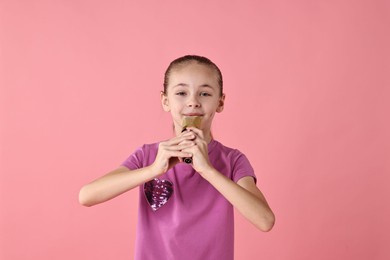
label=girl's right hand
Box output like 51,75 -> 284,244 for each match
151,131 -> 196,176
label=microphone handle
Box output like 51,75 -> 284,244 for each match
181,128 -> 192,164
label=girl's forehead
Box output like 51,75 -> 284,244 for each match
168,62 -> 219,85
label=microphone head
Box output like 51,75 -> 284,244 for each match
182,116 -> 202,131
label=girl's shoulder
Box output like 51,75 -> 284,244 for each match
210,140 -> 249,164
211,139 -> 243,155
139,142 -> 159,151
123,142 -> 159,168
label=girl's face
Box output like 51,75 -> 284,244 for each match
161,61 -> 225,139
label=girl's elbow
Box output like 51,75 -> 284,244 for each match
78,186 -> 95,207
261,218 -> 275,232
79,198 -> 93,207
257,212 -> 275,232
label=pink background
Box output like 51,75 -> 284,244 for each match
1,0 -> 389,259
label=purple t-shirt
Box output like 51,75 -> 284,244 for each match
122,139 -> 256,260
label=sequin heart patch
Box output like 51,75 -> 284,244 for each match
144,179 -> 173,211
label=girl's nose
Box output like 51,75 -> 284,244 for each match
187,95 -> 201,107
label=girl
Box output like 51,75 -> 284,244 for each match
79,55 -> 275,260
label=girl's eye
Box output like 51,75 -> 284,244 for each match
200,92 -> 211,97
176,92 -> 186,96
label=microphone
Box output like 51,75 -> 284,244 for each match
181,116 -> 202,164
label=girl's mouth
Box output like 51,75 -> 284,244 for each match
184,113 -> 203,117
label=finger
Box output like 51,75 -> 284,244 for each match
185,127 -> 204,139
170,151 -> 192,158
181,145 -> 197,155
163,138 -> 195,149
162,133 -> 196,147
165,142 -> 195,152
178,140 -> 196,148
176,131 -> 197,141
160,148 -> 192,159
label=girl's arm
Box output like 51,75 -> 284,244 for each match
202,171 -> 275,232
183,127 -> 275,232
79,131 -> 196,207
78,165 -> 156,207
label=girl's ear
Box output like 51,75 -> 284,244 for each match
216,94 -> 225,113
161,91 -> 170,112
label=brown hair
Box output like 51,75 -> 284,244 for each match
163,55 -> 223,96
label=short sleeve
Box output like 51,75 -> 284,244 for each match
121,146 -> 145,170
231,150 -> 257,183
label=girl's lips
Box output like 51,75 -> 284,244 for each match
184,114 -> 203,116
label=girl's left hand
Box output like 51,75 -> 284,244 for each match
181,127 -> 214,175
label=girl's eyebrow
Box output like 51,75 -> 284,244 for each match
173,83 -> 213,89
173,83 -> 189,88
